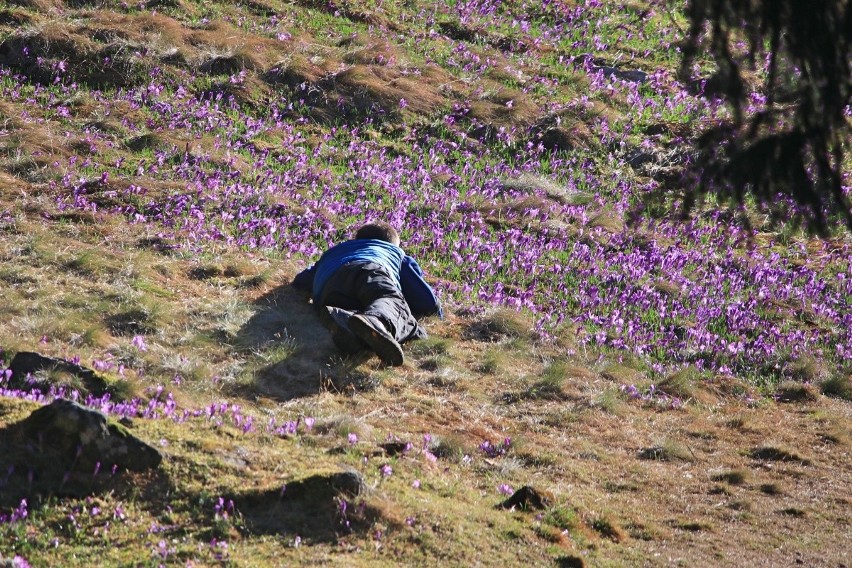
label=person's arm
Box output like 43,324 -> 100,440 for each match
400,256 -> 443,319
292,264 -> 316,293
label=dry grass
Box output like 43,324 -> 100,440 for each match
587,210 -> 626,234
500,173 -> 594,206
334,63 -> 448,116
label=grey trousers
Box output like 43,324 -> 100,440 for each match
316,261 -> 424,343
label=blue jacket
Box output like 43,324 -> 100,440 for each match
293,239 -> 443,319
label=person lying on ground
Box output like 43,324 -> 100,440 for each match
292,221 -> 442,366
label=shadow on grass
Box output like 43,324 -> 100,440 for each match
234,284 -> 377,402
0,398 -> 380,544
229,471 -> 386,544
0,426 -> 381,546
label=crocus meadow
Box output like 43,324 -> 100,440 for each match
1,2 -> 849,381
3,2 -> 849,566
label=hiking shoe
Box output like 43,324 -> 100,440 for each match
320,306 -> 367,355
348,314 -> 405,366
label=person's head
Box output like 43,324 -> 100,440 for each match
355,221 -> 400,246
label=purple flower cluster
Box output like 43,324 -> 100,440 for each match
479,437 -> 512,458
0,362 -> 316,440
0,499 -> 28,524
213,497 -> 235,521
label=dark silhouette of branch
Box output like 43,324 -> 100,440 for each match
680,0 -> 851,235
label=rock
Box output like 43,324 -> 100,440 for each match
265,470 -> 367,502
378,441 -> 410,456
592,65 -> 647,84
556,555 -> 586,568
499,486 -> 552,511
16,399 -> 162,472
10,351 -> 95,382
328,471 -> 366,497
8,351 -> 113,397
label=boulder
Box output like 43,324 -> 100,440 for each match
592,65 -> 647,84
15,399 -> 162,472
8,351 -> 114,397
499,485 -> 552,511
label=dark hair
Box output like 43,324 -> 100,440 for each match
355,222 -> 400,246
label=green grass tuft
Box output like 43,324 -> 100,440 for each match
711,469 -> 748,485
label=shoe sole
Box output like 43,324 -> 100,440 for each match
349,315 -> 405,366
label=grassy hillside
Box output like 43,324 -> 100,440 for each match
0,0 -> 850,566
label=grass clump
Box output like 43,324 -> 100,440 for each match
63,249 -> 121,277
132,278 -> 175,298
710,469 -> 748,485
657,367 -> 702,401
670,519 -> 713,532
542,505 -> 581,533
820,374 -> 852,401
774,381 -> 819,403
105,306 -> 160,336
759,483 -> 784,495
787,356 -> 828,383
407,337 -> 451,358
43,313 -> 111,348
600,363 -> 644,384
592,387 -> 628,415
428,435 -> 468,462
518,360 -> 582,401
638,439 -> 695,462
818,421 -> 850,446
465,309 -> 532,342
477,349 -> 504,374
318,415 -> 373,442
591,515 -> 627,542
189,264 -> 227,280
